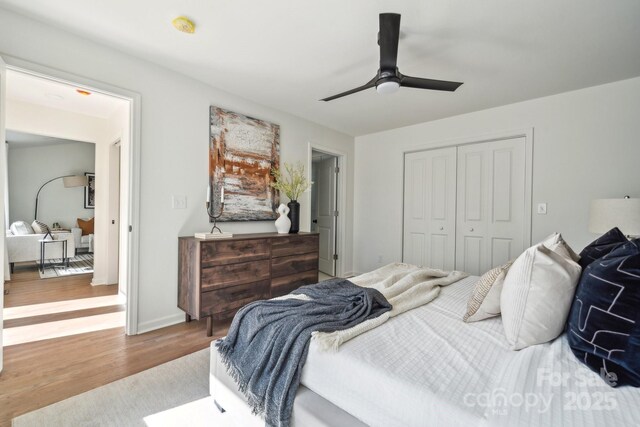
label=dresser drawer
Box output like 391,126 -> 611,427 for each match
271,252 -> 318,278
202,260 -> 270,291
201,280 -> 270,318
271,270 -> 319,298
271,234 -> 319,258
201,239 -> 270,267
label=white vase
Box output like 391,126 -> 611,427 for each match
275,204 -> 291,234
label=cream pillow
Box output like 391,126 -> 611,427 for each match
10,221 -> 34,235
501,243 -> 582,350
540,232 -> 580,262
463,261 -> 513,322
463,234 -> 579,324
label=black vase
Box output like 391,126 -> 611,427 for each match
287,200 -> 300,234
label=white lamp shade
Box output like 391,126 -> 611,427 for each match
63,175 -> 89,188
589,198 -> 640,236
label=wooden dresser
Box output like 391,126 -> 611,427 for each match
178,232 -> 319,336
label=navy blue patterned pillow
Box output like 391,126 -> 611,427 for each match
578,227 -> 628,269
567,239 -> 640,387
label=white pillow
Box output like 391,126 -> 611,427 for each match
463,261 -> 513,322
9,221 -> 34,235
540,232 -> 580,262
501,243 -> 581,350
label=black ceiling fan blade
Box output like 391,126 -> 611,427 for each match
321,76 -> 377,101
400,75 -> 463,92
379,13 -> 401,71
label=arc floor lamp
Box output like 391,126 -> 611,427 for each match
34,174 -> 88,221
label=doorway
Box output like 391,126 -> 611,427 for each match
311,150 -> 339,277
1,57 -> 141,372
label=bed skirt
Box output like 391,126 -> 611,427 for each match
209,341 -> 367,427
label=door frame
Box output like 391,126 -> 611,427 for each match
1,55 -> 142,335
1,55 -> 6,372
307,143 -> 346,277
311,151 -> 339,276
401,128 -> 534,264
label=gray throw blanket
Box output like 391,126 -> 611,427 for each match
216,278 -> 392,427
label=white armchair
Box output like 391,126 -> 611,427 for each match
71,227 -> 94,254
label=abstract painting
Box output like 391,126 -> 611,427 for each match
209,106 -> 280,221
84,172 -> 95,209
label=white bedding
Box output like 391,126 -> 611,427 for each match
300,276 -> 640,427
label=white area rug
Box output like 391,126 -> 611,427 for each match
13,348 -> 237,426
38,253 -> 94,279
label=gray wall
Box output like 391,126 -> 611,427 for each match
8,141 -> 95,229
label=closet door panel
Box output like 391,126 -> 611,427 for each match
488,138 -> 526,264
462,236 -> 483,275
456,137 -> 527,275
403,147 -> 456,270
491,237 -> 512,267
406,232 -> 425,267
456,145 -> 489,275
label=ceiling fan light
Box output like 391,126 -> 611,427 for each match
376,80 -> 400,95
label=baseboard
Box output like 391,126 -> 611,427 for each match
137,313 -> 185,335
90,276 -> 107,286
91,277 -> 118,286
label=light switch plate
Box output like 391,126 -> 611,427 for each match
537,203 -> 547,215
172,195 -> 187,209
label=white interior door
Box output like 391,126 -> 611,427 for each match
456,137 -> 527,275
0,55 -> 7,372
108,142 -> 121,287
310,165 -> 319,233
403,147 -> 457,270
315,157 -> 337,275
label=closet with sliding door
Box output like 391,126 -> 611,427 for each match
402,136 -> 531,276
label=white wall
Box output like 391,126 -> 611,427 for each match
354,77 -> 640,274
8,141 -> 95,228
7,99 -> 105,144
0,8 -> 355,332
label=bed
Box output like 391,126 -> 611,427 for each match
209,274 -> 640,426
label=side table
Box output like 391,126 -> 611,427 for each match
39,239 -> 68,273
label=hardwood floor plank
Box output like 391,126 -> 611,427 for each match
4,312 -> 126,346
4,294 -> 124,320
4,304 -> 125,328
1,264 -> 230,427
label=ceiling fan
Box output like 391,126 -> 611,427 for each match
321,13 -> 463,102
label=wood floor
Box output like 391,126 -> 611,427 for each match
1,263 -> 230,427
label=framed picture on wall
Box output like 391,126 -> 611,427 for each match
209,106 -> 280,221
84,172 -> 95,209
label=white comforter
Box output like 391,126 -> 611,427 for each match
312,263 -> 467,350
300,275 -> 640,427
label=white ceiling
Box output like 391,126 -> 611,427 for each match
5,130 -> 89,148
6,70 -> 127,119
1,0 -> 639,136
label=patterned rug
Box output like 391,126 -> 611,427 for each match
38,253 -> 94,279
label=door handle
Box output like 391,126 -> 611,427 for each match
470,228 -> 474,232
312,219 -> 318,224
439,227 -> 444,231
